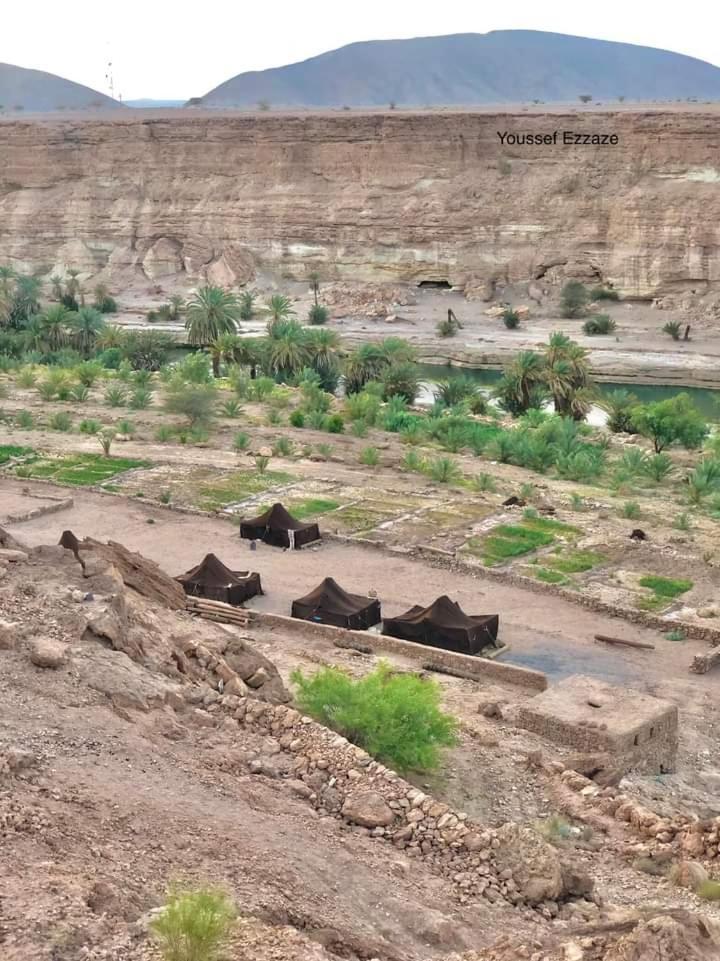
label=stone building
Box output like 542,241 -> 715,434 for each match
516,674 -> 678,775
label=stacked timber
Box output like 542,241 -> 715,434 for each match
185,596 -> 251,627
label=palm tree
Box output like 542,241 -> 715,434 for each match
494,350 -> 545,415
308,271 -> 320,307
378,337 -> 417,365
49,274 -> 64,300
239,290 -> 256,321
306,328 -> 340,371
343,343 -> 389,394
542,333 -> 593,418
267,328 -> 311,380
168,294 -> 185,320
209,332 -> 242,375
68,306 -> 106,357
0,266 -> 15,325
65,269 -> 81,298
9,275 -> 43,328
185,286 -> 241,375
266,294 -> 295,334
97,324 -> 126,350
232,336 -> 264,379
38,304 -> 71,351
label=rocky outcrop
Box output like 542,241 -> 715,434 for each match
1,111 -> 719,297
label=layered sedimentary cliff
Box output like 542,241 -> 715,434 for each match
0,109 -> 719,297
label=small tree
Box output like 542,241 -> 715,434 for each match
560,281 -> 589,318
150,886 -> 236,961
578,94 -> 593,103
632,394 -> 708,453
503,308 -> 520,329
98,429 -> 114,457
164,382 -> 217,427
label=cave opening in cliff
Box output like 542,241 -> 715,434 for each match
417,280 -> 452,289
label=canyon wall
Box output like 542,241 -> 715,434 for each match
0,110 -> 719,296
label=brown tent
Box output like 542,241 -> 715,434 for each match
382,595 -> 499,655
176,553 -> 263,606
240,502 -> 320,550
291,577 -> 381,630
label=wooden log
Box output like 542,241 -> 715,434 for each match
594,634 -> 655,651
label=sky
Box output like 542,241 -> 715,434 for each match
3,0 -> 719,100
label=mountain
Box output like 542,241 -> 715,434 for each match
0,62 -> 121,112
195,30 -> 720,107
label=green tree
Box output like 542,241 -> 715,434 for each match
292,662 -> 458,773
560,280 -> 589,318
208,332 -> 242,375
120,330 -> 174,370
239,290 -> 256,320
49,274 -> 64,300
68,306 -> 106,357
543,333 -> 594,419
9,275 -> 43,327
380,361 -> 420,404
493,350 -> 546,415
266,294 -> 295,333
267,326 -> 311,380
632,394 -> 709,453
185,286 -> 240,375
343,343 -> 388,394
164,381 -> 217,427
602,388 -> 639,433
37,303 -> 72,351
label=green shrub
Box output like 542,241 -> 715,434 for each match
250,376 -> 275,401
155,425 -> 175,443
662,320 -> 681,341
436,317 -> 456,337
590,286 -> 620,301
75,360 -> 103,387
603,389 -> 639,434
360,446 -> 380,467
643,452 -> 673,483
315,442 -> 333,460
620,500 -> 641,519
696,881 -> 720,901
426,455 -> 461,484
292,663 -> 458,773
673,512 -> 691,531
401,450 -> 425,473
255,454 -> 270,474
15,367 -> 37,388
560,280 -> 589,318
582,314 -> 617,335
324,413 -> 345,434
116,419 -> 135,436
159,490 -> 172,505
164,382 -> 216,427
471,472 -> 496,492
664,629 -> 686,642
233,431 -> 250,451
79,418 -> 102,435
150,886 -> 236,961
569,492 -> 584,511
98,430 -> 114,456
350,418 -> 368,438
632,394 -> 708,453
104,384 -> 127,408
37,380 -> 57,401
71,383 -> 90,402
48,411 -> 73,432
130,387 -> 153,410
503,308 -> 520,329
273,436 -> 293,457
217,397 -> 240,418
289,410 -> 305,428
266,409 -> 282,426
308,304 -> 329,325
16,409 -> 34,429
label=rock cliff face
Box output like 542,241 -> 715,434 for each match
0,110 -> 719,297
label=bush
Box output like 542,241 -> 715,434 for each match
116,419 -> 135,436
155,425 -> 175,443
71,383 -> 90,402
104,384 -> 127,408
48,411 -> 73,432
308,304 -> 329,325
292,663 -> 458,773
324,413 -> 345,434
233,431 -> 250,451
15,367 -> 37,389
662,320 -> 681,341
560,281 -> 589,318
380,363 -> 420,404
360,446 -> 380,467
590,286 -> 620,301
503,308 -> 520,329
582,314 -> 617,335
273,436 -> 293,457
436,317 -> 458,337
79,418 -> 102,435
426,455 -> 461,484
164,382 -> 217,427
602,389 -> 639,434
696,880 -> 720,901
401,450 -> 425,472
16,409 -> 34,429
75,360 -> 103,387
130,387 -> 153,410
220,398 -> 241,418
289,410 -> 305,428
620,500 -> 641,519
98,429 -> 114,456
150,886 -> 236,961
643,452 -> 673,482
255,454 -> 270,474
471,472 -> 496,492
632,394 -> 708,453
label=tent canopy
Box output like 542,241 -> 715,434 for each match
382,595 -> 499,655
176,553 -> 262,605
240,502 -> 320,549
291,577 -> 381,630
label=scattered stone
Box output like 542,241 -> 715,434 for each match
341,791 -> 394,828
29,637 -> 68,669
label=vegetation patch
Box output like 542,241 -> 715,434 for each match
292,662 -> 458,774
544,549 -> 605,574
283,497 -> 340,519
466,514 -> 578,566
14,453 -> 147,486
197,469 -> 295,511
329,503 -> 395,534
638,575 -> 693,599
531,567 -> 569,585
0,444 -> 36,466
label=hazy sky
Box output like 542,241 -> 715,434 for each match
3,0 -> 719,100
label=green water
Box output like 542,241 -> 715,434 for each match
417,364 -> 720,419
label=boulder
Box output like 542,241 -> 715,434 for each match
605,912 -> 720,961
493,823 -> 592,905
78,538 -> 186,609
341,791 -> 395,828
29,637 -> 68,669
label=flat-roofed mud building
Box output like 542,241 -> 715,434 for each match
517,674 -> 678,774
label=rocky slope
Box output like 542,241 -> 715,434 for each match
197,30 -> 720,108
0,110 -> 719,299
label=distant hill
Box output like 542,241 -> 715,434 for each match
125,99 -> 185,108
0,62 -> 121,112
195,30 -> 720,107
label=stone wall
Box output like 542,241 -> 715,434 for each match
251,611 -> 547,691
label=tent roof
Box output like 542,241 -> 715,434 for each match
388,595 -> 491,629
178,553 -> 250,587
242,502 -> 314,532
293,577 -> 375,616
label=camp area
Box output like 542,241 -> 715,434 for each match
382,595 -> 500,655
176,552 -> 263,605
240,502 -> 320,550
291,576 -> 382,630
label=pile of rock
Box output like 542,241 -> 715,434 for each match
321,282 -> 416,318
560,768 -> 720,862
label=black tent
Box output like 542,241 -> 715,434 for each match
240,502 -> 320,550
176,553 -> 263,606
291,577 -> 381,630
382,595 -> 499,655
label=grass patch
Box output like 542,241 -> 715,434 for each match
697,880 -> 720,901
197,469 -> 294,511
532,567 -> 570,585
286,497 -> 340,519
330,503 -> 393,534
469,515 -> 578,567
638,575 -> 693,599
544,549 -> 604,574
0,444 -> 36,465
14,453 -> 148,486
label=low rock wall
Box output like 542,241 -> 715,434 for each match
250,611 -> 547,691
